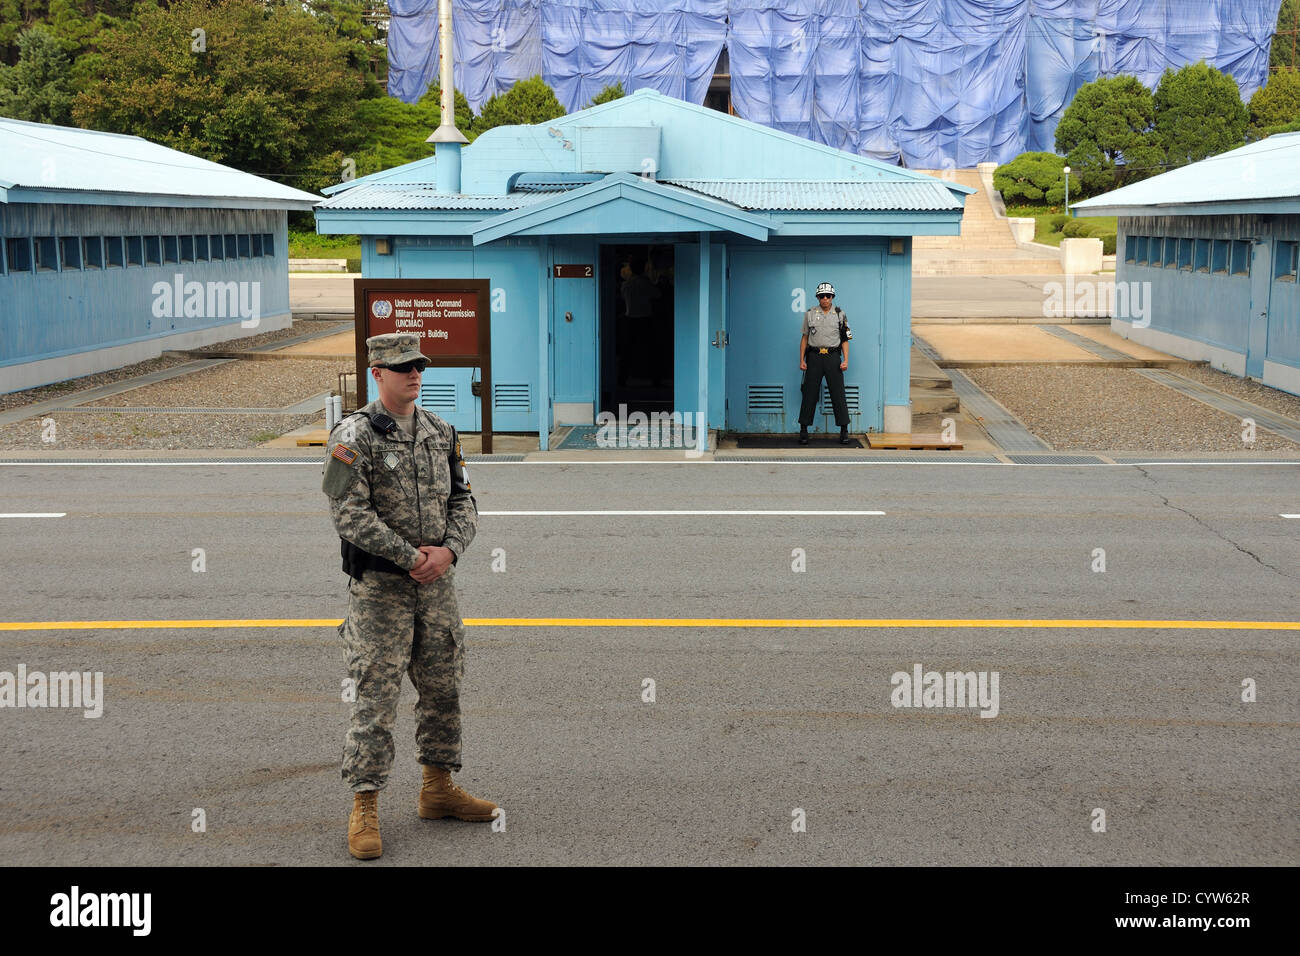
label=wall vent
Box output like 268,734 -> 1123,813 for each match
821,384 -> 860,415
420,383 -> 457,413
747,383 -> 784,414
494,383 -> 531,412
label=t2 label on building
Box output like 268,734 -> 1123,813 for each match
553,263 -> 593,278
365,290 -> 480,358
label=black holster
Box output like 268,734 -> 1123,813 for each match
340,538 -> 406,581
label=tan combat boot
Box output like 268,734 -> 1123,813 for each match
418,766 -> 497,821
348,790 -> 382,860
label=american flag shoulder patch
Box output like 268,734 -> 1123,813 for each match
332,444 -> 358,465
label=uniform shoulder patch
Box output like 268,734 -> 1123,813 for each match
332,444 -> 358,465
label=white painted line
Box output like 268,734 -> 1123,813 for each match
0,513 -> 65,518
1282,514 -> 1300,519
479,509 -> 886,516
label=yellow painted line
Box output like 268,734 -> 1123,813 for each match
1,617 -> 1299,631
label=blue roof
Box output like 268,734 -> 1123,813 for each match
1073,132 -> 1300,218
662,180 -> 963,211
0,118 -> 319,210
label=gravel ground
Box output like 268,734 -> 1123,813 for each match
965,366 -> 1300,452
0,355 -> 190,413
81,359 -> 352,409
0,412 -> 320,450
1173,365 -> 1300,422
189,320 -> 350,354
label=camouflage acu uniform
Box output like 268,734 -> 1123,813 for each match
323,398 -> 477,792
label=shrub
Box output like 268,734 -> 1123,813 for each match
993,151 -> 1074,206
1098,233 -> 1117,255
1048,213 -> 1069,232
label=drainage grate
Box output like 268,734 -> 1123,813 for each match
1005,454 -> 1105,464
465,454 -> 525,462
715,454 -> 1002,463
944,369 -> 1051,451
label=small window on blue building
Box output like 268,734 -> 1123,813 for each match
1276,241 -> 1298,282
163,235 -> 179,264
225,234 -> 238,258
5,237 -> 32,272
1177,238 -> 1193,270
210,234 -> 225,260
1124,236 -> 1136,263
35,237 -> 58,271
1231,240 -> 1250,275
82,236 -> 103,269
262,233 -> 274,257
1212,239 -> 1229,273
145,236 -> 161,265
1133,236 -> 1146,265
59,236 -> 81,269
126,236 -> 143,266
251,233 -> 263,257
1194,238 -> 1210,272
180,235 -> 194,262
105,236 -> 124,267
237,234 -> 250,258
1164,237 -> 1178,267
195,235 -> 209,261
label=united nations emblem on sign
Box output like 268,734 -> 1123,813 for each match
371,299 -> 393,319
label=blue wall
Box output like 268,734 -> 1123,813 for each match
0,203 -> 289,377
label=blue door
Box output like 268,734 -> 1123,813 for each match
1247,241 -> 1272,379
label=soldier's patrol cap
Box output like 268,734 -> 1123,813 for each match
366,333 -> 427,368
815,282 -> 836,298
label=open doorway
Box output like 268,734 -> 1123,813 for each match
599,243 -> 675,415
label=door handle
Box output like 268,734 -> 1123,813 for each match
711,330 -> 728,348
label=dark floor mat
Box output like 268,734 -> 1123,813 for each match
734,435 -> 864,449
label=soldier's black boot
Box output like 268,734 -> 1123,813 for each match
798,427 -> 809,446
839,426 -> 852,445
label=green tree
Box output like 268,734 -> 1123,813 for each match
472,75 -> 565,137
1272,0 -> 1300,71
0,24 -> 74,124
71,0 -> 363,194
1054,74 -> 1163,195
1248,66 -> 1300,139
1153,61 -> 1248,168
585,81 -> 626,108
992,151 -> 1076,206
350,84 -> 475,177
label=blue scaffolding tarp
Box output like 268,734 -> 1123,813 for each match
387,0 -> 1283,168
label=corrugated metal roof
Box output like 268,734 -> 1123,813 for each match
316,183 -> 564,210
662,179 -> 962,211
1074,132 -> 1300,212
0,118 -> 319,208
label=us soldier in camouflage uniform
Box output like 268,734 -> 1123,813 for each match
323,332 -> 495,860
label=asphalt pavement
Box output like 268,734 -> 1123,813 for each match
1,460 -> 1296,865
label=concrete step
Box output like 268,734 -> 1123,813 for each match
909,346 -> 960,414
912,258 -> 1063,276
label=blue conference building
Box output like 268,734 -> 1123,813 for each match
1,118 -> 319,393
315,89 -> 971,447
1075,132 -> 1300,398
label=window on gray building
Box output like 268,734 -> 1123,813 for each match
105,236 -> 124,267
224,234 -> 237,258
163,235 -> 179,263
195,235 -> 209,261
82,236 -> 103,269
34,237 -> 57,271
1212,239 -> 1229,273
263,233 -> 274,257
210,234 -> 225,260
1231,240 -> 1250,275
145,236 -> 161,265
1194,239 -> 1209,272
180,235 -> 194,262
59,237 -> 81,269
1177,238 -> 1193,270
1277,241 -> 1298,282
126,236 -> 143,266
1163,237 -> 1178,267
237,234 -> 251,258
5,237 -> 32,273
251,233 -> 263,257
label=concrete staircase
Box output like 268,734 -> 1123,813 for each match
910,346 -> 959,415
911,169 -> 1061,276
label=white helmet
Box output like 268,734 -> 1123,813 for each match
815,282 -> 835,298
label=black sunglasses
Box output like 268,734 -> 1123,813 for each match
817,294 -> 833,299
383,361 -> 427,374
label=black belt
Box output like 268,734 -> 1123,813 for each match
340,538 -> 407,580
807,346 -> 842,355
